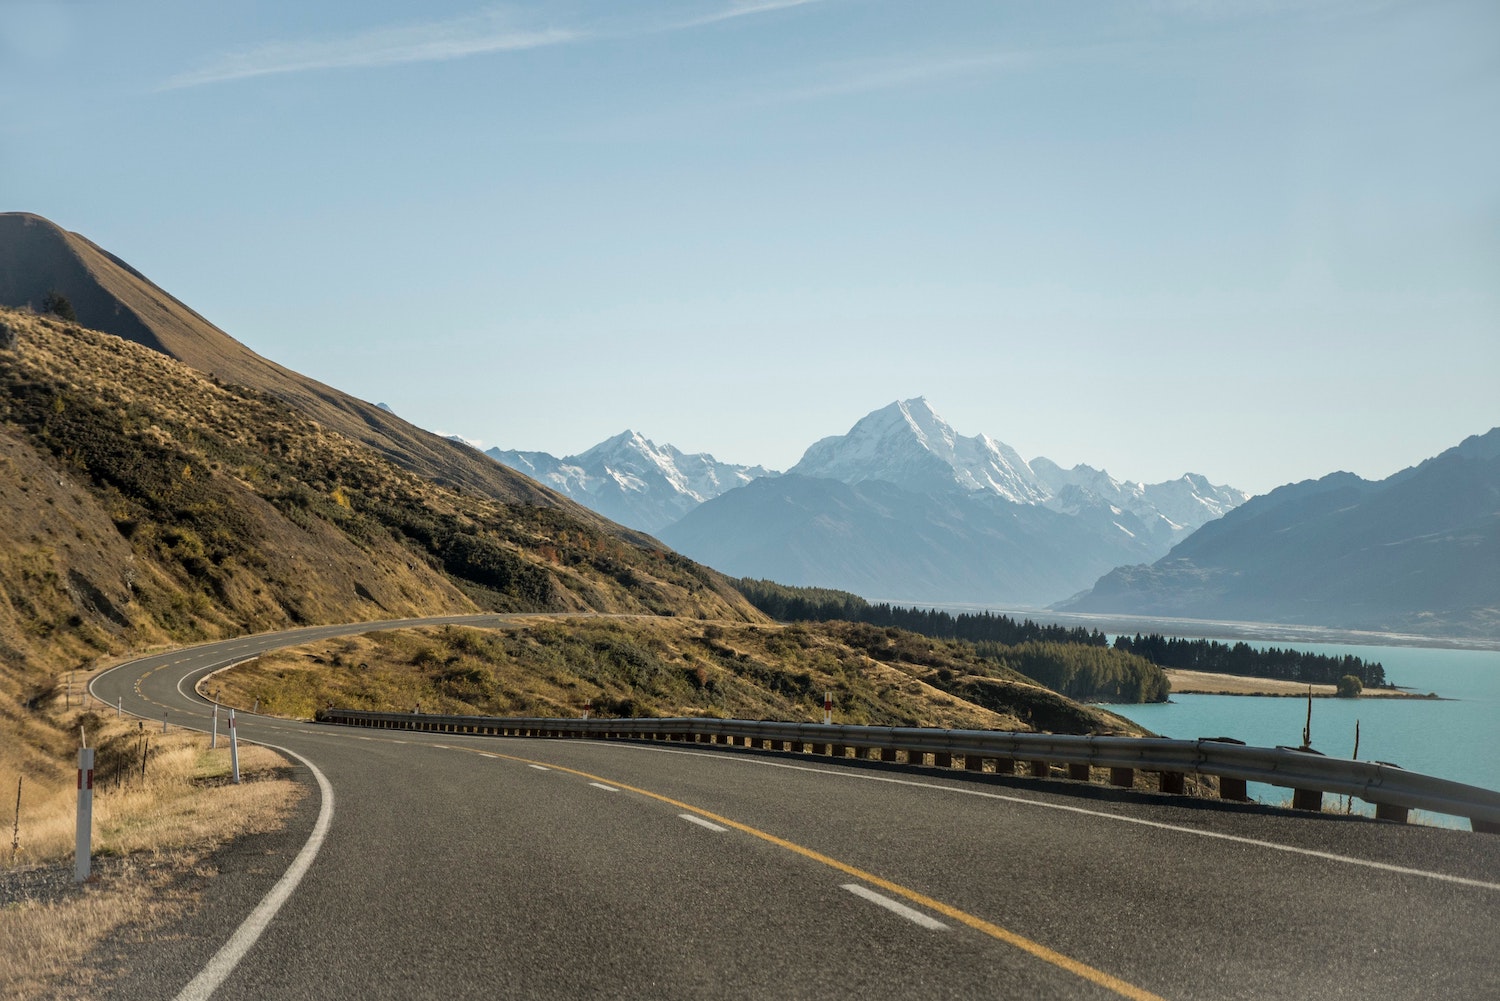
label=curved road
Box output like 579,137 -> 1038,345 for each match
90,617 -> 1500,1001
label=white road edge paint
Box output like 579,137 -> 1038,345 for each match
589,782 -> 619,792
626,744 -> 1500,893
679,814 -> 728,833
172,741 -> 335,1001
842,883 -> 948,930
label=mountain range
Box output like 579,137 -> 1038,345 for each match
1059,428 -> 1500,638
489,398 -> 1247,605
488,433 -> 776,534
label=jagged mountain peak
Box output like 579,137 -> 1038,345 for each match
487,432 -> 778,535
791,398 -> 1050,504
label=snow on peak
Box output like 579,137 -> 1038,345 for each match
487,432 -> 778,534
790,398 -> 1050,504
788,398 -> 1245,535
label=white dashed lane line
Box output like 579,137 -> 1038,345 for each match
679,814 -> 727,833
842,884 -> 949,931
588,782 -> 619,792
528,765 -> 550,771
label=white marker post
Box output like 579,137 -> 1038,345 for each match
229,709 -> 240,784
211,703 -> 219,749
75,746 -> 95,883
163,712 -> 169,733
115,696 -> 121,719
824,692 -> 833,725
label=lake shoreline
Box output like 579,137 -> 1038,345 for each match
1163,668 -> 1442,699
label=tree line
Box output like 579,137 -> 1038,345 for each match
734,579 -> 1109,648
1112,634 -> 1387,688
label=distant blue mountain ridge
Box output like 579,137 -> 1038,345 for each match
1058,428 -> 1500,640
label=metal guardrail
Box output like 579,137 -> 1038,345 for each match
315,708 -> 1500,833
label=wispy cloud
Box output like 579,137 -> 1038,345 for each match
162,10 -> 576,89
675,0 -> 829,29
162,1 -> 834,90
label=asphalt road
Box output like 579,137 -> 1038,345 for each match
88,617 -> 1500,1001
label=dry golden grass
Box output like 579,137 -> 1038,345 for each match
1165,669 -> 1415,698
214,617 -> 1140,736
1,698 -> 301,1001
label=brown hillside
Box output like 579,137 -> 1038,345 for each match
0,212 -> 646,537
0,308 -> 758,693
215,618 -> 1141,736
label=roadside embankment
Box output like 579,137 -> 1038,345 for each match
0,684 -> 300,1001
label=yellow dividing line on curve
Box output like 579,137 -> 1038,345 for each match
466,746 -> 1167,1001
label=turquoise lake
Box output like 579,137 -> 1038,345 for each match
1103,642 -> 1500,823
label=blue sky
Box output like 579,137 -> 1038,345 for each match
2,0 -> 1496,495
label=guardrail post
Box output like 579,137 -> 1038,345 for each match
1286,746 -> 1326,811
1109,767 -> 1134,788
880,747 -> 899,763
1159,771 -> 1185,794
965,754 -> 984,772
1292,788 -> 1323,812
933,751 -> 952,768
1200,738 -> 1249,801
1030,760 -> 1050,778
1067,763 -> 1090,782
1375,803 -> 1409,824
1219,776 -> 1249,801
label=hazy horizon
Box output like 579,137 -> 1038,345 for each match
3,0 -> 1495,497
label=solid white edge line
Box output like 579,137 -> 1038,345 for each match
589,782 -> 619,792
842,883 -> 948,930
623,744 -> 1500,892
679,813 -> 728,832
528,764 -> 550,771
171,742 -> 335,1001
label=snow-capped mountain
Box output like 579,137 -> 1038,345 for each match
487,432 -> 777,534
791,398 -> 1049,504
660,398 -> 1249,605
791,398 -> 1245,542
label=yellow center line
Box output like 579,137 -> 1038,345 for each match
471,746 -> 1167,1001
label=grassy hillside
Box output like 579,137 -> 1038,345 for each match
213,618 -> 1144,735
0,212 -> 645,524
0,307 -> 757,778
